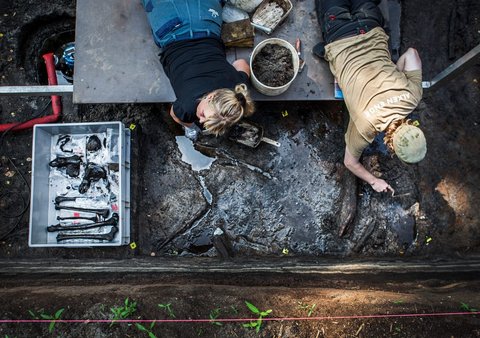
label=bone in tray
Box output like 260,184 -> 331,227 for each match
47,129 -> 120,244
252,2 -> 285,29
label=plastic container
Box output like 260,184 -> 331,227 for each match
251,0 -> 293,34
29,122 -> 131,247
250,38 -> 299,96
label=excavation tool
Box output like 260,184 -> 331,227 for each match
56,226 -> 118,242
54,205 -> 110,218
250,22 -> 272,34
295,38 -> 305,72
392,192 -> 412,198
47,213 -> 119,232
228,120 -> 280,148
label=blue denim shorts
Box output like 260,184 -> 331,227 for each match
142,0 -> 223,48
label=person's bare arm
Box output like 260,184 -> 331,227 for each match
396,48 -> 422,72
232,59 -> 250,78
169,106 -> 193,127
344,147 -> 394,194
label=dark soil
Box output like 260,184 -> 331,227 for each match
0,273 -> 479,338
252,43 -> 294,87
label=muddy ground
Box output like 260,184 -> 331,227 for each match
0,0 -> 479,337
0,0 -> 478,260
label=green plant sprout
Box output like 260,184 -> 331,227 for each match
99,303 -> 106,312
110,298 -> 137,326
158,303 -> 176,318
28,308 -> 65,333
297,301 -> 317,317
135,322 -> 157,338
242,301 -> 272,333
230,305 -> 239,315
392,300 -> 404,305
460,302 -> 478,312
209,308 -> 222,326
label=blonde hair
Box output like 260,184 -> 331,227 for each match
203,84 -> 255,136
384,119 -> 415,153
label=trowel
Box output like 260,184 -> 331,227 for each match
295,38 -> 305,72
228,120 -> 280,148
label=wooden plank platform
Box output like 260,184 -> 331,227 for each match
73,0 -> 396,103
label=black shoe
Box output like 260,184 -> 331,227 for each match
313,42 -> 326,59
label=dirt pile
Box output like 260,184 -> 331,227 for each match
252,43 -> 294,87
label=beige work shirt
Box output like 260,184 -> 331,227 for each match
325,27 -> 423,158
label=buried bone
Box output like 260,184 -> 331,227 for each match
86,135 -> 102,152
78,163 -> 107,194
57,215 -> 100,222
56,226 -> 118,242
57,135 -> 73,153
54,196 -> 91,204
54,205 -> 110,218
48,213 -> 118,232
49,155 -> 82,177
55,195 -> 105,205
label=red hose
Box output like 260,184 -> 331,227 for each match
0,52 -> 62,132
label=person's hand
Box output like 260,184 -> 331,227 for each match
183,125 -> 201,142
370,178 -> 395,194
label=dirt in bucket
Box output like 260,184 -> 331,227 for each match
252,43 -> 294,87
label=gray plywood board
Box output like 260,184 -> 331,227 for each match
74,0 -> 396,103
242,0 -> 334,100
74,0 -> 175,103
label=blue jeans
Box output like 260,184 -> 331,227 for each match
142,0 -> 223,48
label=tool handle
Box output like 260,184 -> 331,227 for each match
295,38 -> 301,54
251,22 -> 272,34
261,137 -> 281,147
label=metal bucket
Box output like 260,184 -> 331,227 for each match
250,38 -> 299,96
